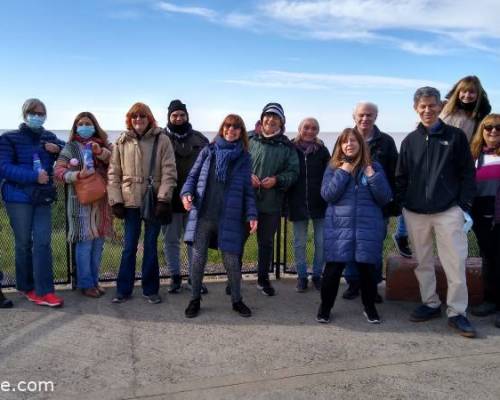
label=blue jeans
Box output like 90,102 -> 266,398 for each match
116,208 -> 161,297
5,203 -> 55,296
344,218 -> 388,285
292,218 -> 325,279
162,212 -> 192,276
75,238 -> 105,289
395,214 -> 408,238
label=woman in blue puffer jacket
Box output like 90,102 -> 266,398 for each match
181,114 -> 258,318
317,128 -> 391,324
0,98 -> 65,308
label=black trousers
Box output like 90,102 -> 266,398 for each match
256,212 -> 281,283
321,261 -> 377,312
471,198 -> 500,309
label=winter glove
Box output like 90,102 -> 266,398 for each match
155,201 -> 172,225
112,203 -> 126,219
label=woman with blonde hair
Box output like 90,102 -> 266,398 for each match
108,102 -> 177,304
317,128 -> 391,324
55,112 -> 113,298
468,114 -> 500,328
440,75 -> 491,141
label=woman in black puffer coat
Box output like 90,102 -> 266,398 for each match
287,118 -> 330,292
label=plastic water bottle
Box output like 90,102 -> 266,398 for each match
83,143 -> 95,173
33,153 -> 42,172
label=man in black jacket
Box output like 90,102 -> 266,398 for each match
163,100 -> 209,294
343,102 -> 399,302
396,87 -> 477,338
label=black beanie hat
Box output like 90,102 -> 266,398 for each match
168,99 -> 188,121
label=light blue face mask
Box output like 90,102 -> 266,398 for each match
76,125 -> 95,139
26,114 -> 46,129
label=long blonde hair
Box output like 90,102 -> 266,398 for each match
441,76 -> 490,121
470,113 -> 500,160
330,128 -> 371,173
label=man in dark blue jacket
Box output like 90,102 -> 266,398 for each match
396,87 -> 477,338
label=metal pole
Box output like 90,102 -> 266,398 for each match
274,217 -> 281,280
64,184 -> 76,290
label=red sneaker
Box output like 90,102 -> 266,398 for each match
23,290 -> 41,303
36,292 -> 64,307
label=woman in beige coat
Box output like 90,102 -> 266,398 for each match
108,102 -> 176,304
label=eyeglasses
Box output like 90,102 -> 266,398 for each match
30,111 -> 46,117
484,125 -> 500,132
131,114 -> 147,120
224,123 -> 242,129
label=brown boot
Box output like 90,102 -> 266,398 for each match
81,288 -> 100,298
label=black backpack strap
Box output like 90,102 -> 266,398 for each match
147,134 -> 160,185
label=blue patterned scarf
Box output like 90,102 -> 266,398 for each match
214,136 -> 243,183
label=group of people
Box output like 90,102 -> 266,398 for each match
0,75 -> 498,338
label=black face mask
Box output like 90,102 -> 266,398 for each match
458,99 -> 476,112
167,121 -> 191,134
341,155 -> 354,163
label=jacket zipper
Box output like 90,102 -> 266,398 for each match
304,154 -> 309,216
353,177 -> 358,261
425,133 -> 430,206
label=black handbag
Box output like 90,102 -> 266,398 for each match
30,185 -> 58,206
141,135 -> 159,222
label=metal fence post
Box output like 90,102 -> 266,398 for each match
64,184 -> 76,290
274,217 -> 281,279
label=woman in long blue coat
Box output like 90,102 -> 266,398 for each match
317,128 -> 391,324
181,114 -> 258,318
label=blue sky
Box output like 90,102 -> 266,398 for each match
1,0 -> 499,132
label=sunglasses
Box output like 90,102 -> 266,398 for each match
30,111 -> 46,117
131,114 -> 147,119
484,125 -> 500,132
224,123 -> 242,129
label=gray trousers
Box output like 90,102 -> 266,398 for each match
191,218 -> 242,303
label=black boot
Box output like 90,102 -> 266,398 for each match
0,289 -> 13,309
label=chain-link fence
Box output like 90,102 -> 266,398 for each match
0,185 -> 482,288
0,184 -> 70,287
281,217 -> 481,276
0,183 -> 260,288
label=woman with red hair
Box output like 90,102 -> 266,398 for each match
108,102 -> 177,304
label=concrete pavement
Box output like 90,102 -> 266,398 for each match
0,277 -> 499,400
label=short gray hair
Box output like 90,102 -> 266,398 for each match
353,101 -> 378,117
413,87 -> 441,106
22,98 -> 46,119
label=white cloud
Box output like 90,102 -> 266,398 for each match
260,0 -> 500,55
224,70 -> 449,91
152,1 -> 500,55
156,2 -> 217,20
